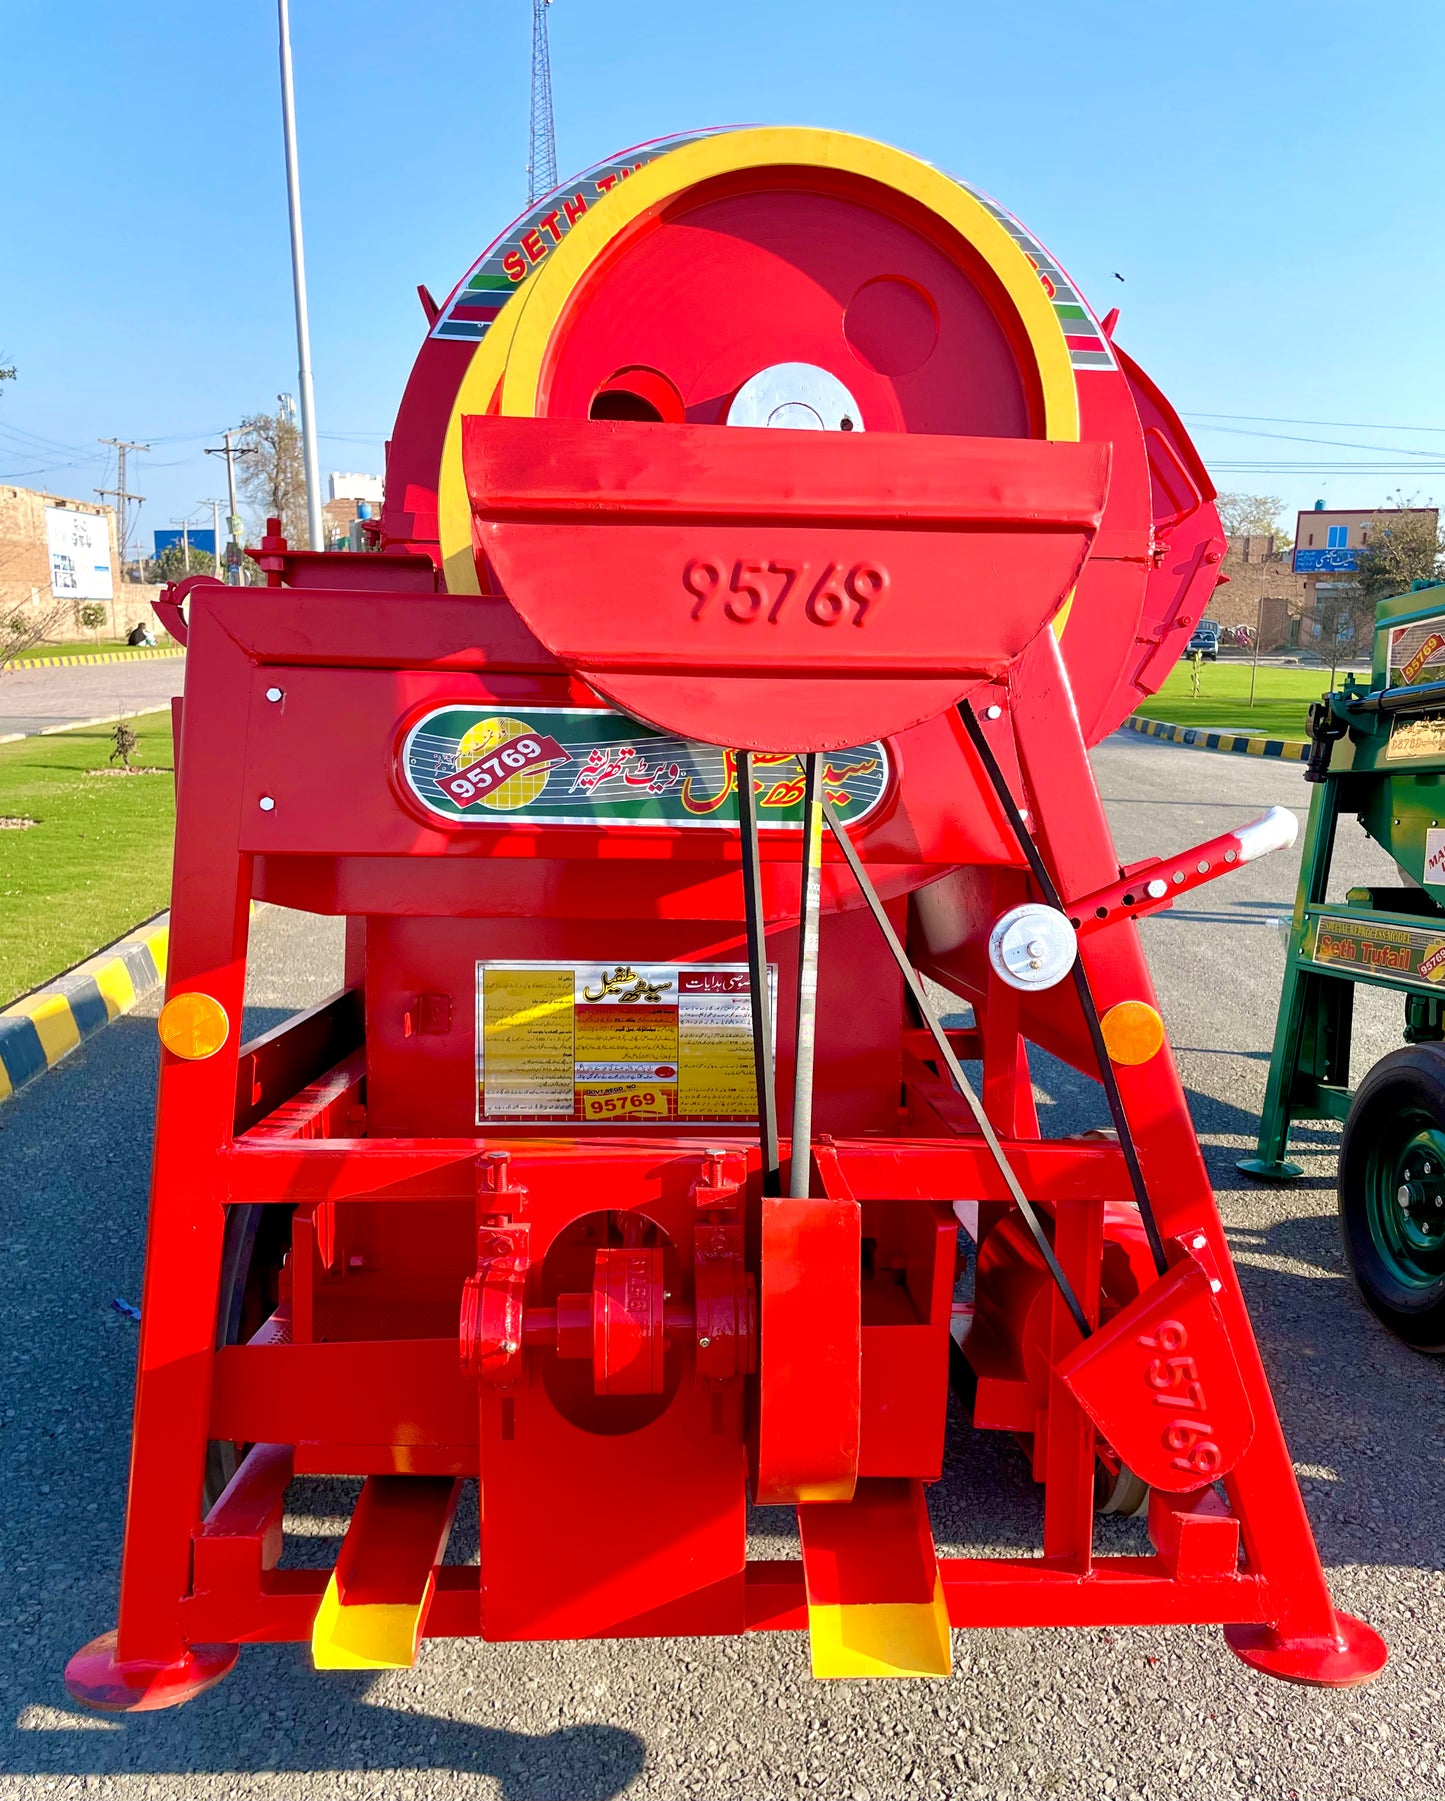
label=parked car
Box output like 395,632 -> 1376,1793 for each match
1187,619 -> 1221,660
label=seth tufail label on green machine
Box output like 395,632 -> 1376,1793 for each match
1310,914 -> 1445,984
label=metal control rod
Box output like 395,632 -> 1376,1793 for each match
821,794 -> 1091,1339
736,751 -> 781,1197
958,702 -> 1168,1277
789,754 -> 824,1199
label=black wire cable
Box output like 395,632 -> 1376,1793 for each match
958,701 -> 1169,1277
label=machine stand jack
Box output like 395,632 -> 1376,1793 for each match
1235,1157 -> 1304,1183
64,1632 -> 238,1713
1223,1613 -> 1388,1688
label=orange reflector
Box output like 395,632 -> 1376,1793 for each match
1101,999 -> 1164,1066
157,992 -> 229,1060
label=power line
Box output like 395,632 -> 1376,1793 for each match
1187,422 -> 1445,457
1185,410 -> 1445,434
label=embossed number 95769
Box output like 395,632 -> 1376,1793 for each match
684,558 -> 887,626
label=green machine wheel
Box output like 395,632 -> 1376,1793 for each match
1339,1044 -> 1445,1352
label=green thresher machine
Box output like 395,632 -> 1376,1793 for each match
1244,581 -> 1445,1352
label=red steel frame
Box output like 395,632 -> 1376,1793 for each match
63,125 -> 1382,1709
65,568 -> 1384,1707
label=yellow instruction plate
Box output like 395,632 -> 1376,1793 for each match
476,960 -> 775,1126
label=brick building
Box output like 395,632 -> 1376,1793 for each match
0,484 -> 166,644
1207,532 -> 1308,650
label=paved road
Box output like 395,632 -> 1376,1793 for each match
1,737 -> 1442,1801
0,659 -> 185,738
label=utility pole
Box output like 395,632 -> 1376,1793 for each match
96,438 -> 150,581
528,0 -> 558,204
210,499 -> 224,576
169,517 -> 193,575
277,0 -> 325,552
204,428 -> 253,584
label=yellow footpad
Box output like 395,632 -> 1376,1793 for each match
311,1475 -> 460,1671
798,1478 -> 952,1679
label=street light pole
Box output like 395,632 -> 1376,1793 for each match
277,0 -> 325,553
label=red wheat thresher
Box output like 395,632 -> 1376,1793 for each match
68,127 -> 1386,1711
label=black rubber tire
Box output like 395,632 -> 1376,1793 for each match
203,1203 -> 294,1508
1339,1044 -> 1445,1353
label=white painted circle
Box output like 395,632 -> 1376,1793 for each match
988,903 -> 1078,992
726,362 -> 864,433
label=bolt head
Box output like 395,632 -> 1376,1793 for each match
985,704 -> 1002,720
265,686 -> 283,703
258,795 -> 275,812
502,1339 -> 519,1355
1399,1186 -> 1412,1207
1191,1234 -> 1207,1251
698,1335 -> 712,1349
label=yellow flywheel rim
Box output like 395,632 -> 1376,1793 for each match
438,126 -> 1081,600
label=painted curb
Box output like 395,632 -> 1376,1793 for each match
0,914 -> 170,1104
1,648 -> 183,671
1121,714 -> 1309,763
0,702 -> 176,748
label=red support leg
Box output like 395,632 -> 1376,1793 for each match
1006,627 -> 1386,1687
66,597 -> 258,1711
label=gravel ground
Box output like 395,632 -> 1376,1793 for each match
0,661 -> 185,739
1,735 -> 1442,1800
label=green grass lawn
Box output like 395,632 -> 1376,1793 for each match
5,639 -> 176,662
0,713 -> 174,1005
1132,662 -> 1339,739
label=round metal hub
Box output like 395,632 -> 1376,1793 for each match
1372,1122 -> 1445,1288
726,362 -> 866,433
988,903 -> 1078,992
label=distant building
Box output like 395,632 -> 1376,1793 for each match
2,484 -> 116,612
1207,532 -> 1307,650
1294,502 -> 1439,614
328,471 -> 383,505
323,473 -> 384,551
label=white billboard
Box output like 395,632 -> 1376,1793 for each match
46,506 -> 113,602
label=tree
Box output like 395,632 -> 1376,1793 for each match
237,409 -> 308,549
1312,582 -> 1374,688
143,541 -> 217,584
77,601 -> 106,643
1215,493 -> 1290,546
1354,495 -> 1444,606
1,598 -> 71,669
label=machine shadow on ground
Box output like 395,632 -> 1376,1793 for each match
3,974 -> 1441,1788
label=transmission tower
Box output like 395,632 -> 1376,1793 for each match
527,0 -> 558,205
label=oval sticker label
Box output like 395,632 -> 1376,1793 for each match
400,705 -> 890,830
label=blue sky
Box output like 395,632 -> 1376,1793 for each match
3,0 -> 1443,549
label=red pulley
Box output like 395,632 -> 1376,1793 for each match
591,1245 -> 666,1396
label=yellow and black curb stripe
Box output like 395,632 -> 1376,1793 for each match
1121,714 -> 1309,763
1,647 -> 183,671
0,914 -> 170,1104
